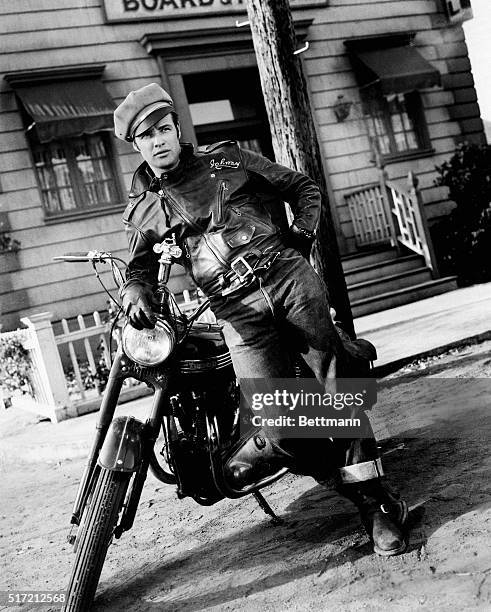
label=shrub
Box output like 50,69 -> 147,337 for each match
432,142 -> 491,285
0,332 -> 33,396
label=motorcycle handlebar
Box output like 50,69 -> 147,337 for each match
53,250 -> 113,263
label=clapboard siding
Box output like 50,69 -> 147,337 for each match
0,272 -> 117,314
4,249 -> 188,293
1,267 -> 190,318
307,42 -> 440,64
0,110 -> 24,131
427,121 -> 462,139
2,44 -> 154,75
0,188 -> 42,212
1,168 -> 39,194
316,2 -> 434,24
0,268 -> 190,331
7,212 -> 124,243
0,1 -> 99,14
310,16 -> 434,39
0,0 -> 484,328
421,91 -> 456,108
1,149 -> 33,171
448,102 -> 481,119
1,231 -> 126,265
435,41 -> 469,59
453,89 -> 477,103
1,6 -> 104,33
0,132 -> 27,155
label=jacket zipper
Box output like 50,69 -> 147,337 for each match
159,188 -> 229,267
216,179 -> 228,224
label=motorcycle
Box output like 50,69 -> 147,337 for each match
55,238 -> 292,612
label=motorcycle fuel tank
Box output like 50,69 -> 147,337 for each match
175,322 -> 233,375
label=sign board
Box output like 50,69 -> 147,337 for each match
102,0 -> 328,23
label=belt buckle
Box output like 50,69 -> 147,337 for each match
230,256 -> 255,282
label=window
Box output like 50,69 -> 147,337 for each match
345,34 -> 440,163
5,64 -> 121,220
362,89 -> 431,161
31,133 -> 122,217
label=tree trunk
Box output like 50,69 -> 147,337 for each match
246,0 -> 355,338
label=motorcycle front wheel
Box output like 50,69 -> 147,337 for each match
63,468 -> 130,612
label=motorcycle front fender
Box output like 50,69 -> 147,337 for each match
97,416 -> 145,473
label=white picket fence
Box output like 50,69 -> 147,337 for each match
1,290 -> 213,422
56,312 -> 111,402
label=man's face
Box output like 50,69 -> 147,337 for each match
133,114 -> 181,176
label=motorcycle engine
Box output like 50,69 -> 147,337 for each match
165,322 -> 240,504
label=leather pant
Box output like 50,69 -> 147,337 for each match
209,248 -> 380,485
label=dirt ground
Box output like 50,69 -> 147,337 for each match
1,341 -> 491,612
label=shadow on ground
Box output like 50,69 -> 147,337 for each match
94,361 -> 491,611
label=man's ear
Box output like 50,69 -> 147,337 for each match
132,140 -> 140,153
176,122 -> 182,140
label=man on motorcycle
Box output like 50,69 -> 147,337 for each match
114,83 -> 408,556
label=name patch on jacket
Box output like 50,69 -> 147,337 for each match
210,158 -> 241,171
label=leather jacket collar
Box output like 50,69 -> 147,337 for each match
129,142 -> 195,198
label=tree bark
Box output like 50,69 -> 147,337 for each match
246,0 -> 355,338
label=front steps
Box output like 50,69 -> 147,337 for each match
342,247 -> 458,317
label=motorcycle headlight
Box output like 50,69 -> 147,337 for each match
122,319 -> 176,367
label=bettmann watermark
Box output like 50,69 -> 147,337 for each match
239,378 -> 377,438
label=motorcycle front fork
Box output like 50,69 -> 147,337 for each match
70,351 -> 125,526
115,386 -> 168,536
69,350 -> 167,532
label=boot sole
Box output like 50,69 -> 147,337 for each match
374,538 -> 407,556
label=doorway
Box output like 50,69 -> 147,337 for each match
183,67 -> 274,158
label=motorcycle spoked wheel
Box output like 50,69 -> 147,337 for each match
63,468 -> 130,612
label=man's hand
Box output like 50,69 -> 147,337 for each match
121,284 -> 157,330
287,223 -> 315,259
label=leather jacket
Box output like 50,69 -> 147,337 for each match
121,140 -> 321,297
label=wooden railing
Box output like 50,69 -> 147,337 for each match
345,169 -> 439,276
344,182 -> 397,248
385,172 -> 439,275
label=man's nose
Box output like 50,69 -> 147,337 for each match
153,132 -> 166,147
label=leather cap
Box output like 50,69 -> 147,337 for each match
114,83 -> 174,142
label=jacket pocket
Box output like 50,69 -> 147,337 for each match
225,222 -> 256,248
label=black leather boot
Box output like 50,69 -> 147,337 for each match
337,479 -> 408,556
223,429 -> 294,490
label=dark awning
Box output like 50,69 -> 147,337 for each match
6,69 -> 115,143
352,46 -> 441,94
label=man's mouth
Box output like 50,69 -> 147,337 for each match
155,151 -> 170,157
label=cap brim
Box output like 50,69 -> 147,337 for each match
132,105 -> 175,139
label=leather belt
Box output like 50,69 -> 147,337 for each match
211,249 -> 282,297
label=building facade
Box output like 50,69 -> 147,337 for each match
0,0 -> 484,330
